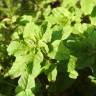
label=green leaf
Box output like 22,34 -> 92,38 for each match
61,25 -> 72,40
7,41 -> 29,56
16,89 -> 35,96
81,0 -> 94,15
25,89 -> 35,96
52,7 -> 70,25
38,40 -> 49,53
23,22 -> 41,47
48,67 -> 57,81
43,5 -> 51,17
62,0 -> 77,8
7,55 -> 27,78
48,40 -> 61,59
16,71 -> 35,96
48,40 -> 70,60
90,17 -> 96,26
72,23 -> 87,34
19,15 -> 33,23
69,70 -> 78,79
41,60 -> 51,72
7,41 -> 20,55
51,25 -> 63,41
32,50 -> 43,77
67,55 -> 78,79
88,75 -> 96,84
42,23 -> 53,43
7,52 -> 34,78
18,71 -> 35,90
16,91 -> 26,96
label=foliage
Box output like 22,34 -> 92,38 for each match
1,0 -> 96,96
